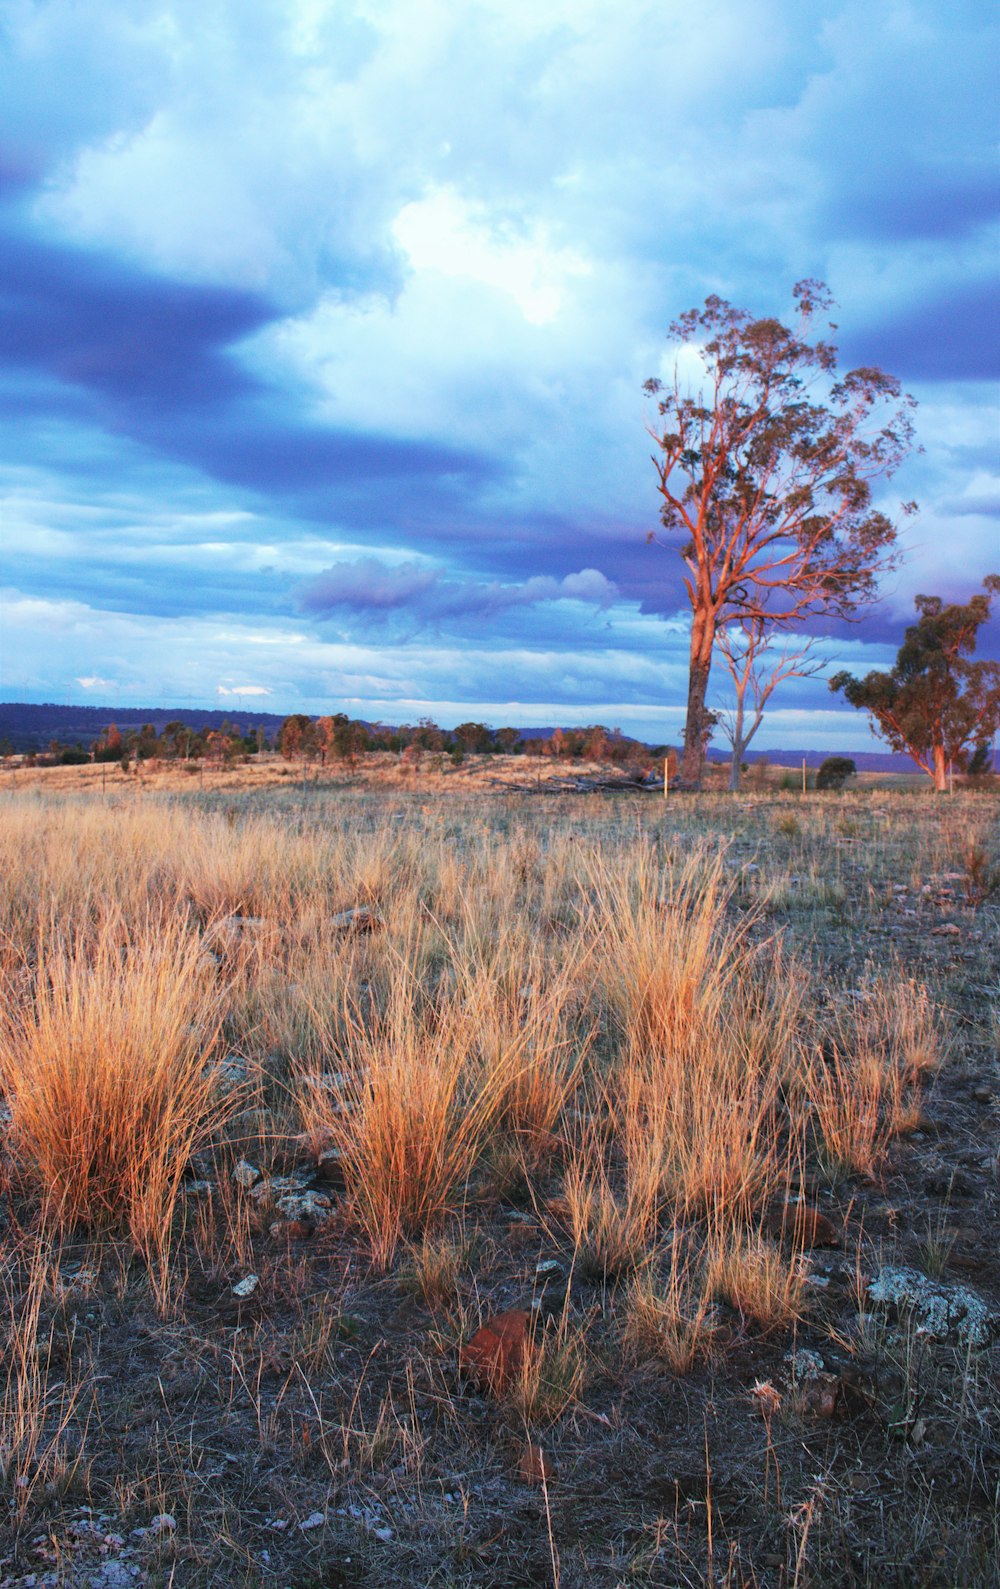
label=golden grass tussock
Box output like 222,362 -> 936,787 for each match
296,945 -> 507,1266
623,1253 -> 721,1374
0,914 -> 231,1269
704,1220 -> 809,1331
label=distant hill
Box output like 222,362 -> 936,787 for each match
0,700 -> 979,772
0,702 -> 287,753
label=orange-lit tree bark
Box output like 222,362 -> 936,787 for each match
644,281 -> 916,788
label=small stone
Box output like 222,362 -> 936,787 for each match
316,1147 -> 346,1187
232,1160 -> 261,1190
232,1273 -> 259,1298
973,1085 -> 993,1104
460,1309 -> 534,1393
328,905 -> 384,932
148,1513 -> 176,1536
299,1510 -> 325,1531
275,1188 -> 334,1223
269,1218 -> 312,1241
372,1526 -> 393,1543
518,1442 -> 555,1485
931,923 -> 960,937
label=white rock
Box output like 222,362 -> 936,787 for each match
232,1274 -> 260,1298
232,1159 -> 261,1189
299,1510 -> 325,1531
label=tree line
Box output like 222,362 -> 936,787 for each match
21,716 -> 651,771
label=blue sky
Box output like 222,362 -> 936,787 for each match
1,0 -> 997,748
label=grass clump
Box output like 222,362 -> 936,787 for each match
0,916 -> 228,1275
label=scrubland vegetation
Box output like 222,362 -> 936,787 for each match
0,777 -> 997,1587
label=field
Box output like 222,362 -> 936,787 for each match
0,769 -> 997,1588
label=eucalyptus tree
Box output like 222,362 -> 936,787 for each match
645,280 -> 917,787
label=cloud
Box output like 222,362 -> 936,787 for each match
0,0 -> 996,738
216,684 -> 273,697
297,557 -> 618,628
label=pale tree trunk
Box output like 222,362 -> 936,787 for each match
932,742 -> 948,793
729,736 -> 744,792
681,609 -> 714,788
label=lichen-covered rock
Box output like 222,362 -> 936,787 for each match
867,1265 -> 998,1349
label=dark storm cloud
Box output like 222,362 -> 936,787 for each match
842,279 -> 1000,382
0,212 -> 498,514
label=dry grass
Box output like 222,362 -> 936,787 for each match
705,1223 -> 809,1330
623,1253 -> 721,1373
0,783 -> 980,1587
0,915 -> 231,1282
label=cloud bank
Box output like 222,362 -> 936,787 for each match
0,0 -> 996,744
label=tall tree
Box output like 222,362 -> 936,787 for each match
830,578 -> 1000,790
714,617 -> 825,792
644,280 -> 916,787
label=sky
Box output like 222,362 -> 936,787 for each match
0,0 -> 997,749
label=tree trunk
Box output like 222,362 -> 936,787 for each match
729,737 -> 743,792
932,742 -> 948,793
681,611 -> 714,788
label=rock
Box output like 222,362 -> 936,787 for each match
232,1273 -> 259,1298
299,1510 -> 325,1531
931,923 -> 961,937
316,1147 -> 346,1188
802,1375 -> 842,1418
232,1159 -> 261,1190
518,1442 -> 555,1485
204,915 -> 269,952
765,1199 -> 841,1248
866,1266 -> 998,1348
275,1188 -> 333,1223
269,1218 -> 313,1242
459,1309 -> 534,1392
785,1347 -> 824,1383
328,905 -> 384,932
148,1513 -> 176,1536
972,1085 -> 993,1104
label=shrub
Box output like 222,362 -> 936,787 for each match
816,756 -> 856,790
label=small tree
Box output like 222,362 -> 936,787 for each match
645,280 -> 917,788
830,579 -> 1000,791
816,756 -> 856,790
714,617 -> 825,791
278,713 -> 317,761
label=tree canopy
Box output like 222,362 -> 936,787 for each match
645,279 -> 917,786
830,578 -> 1000,789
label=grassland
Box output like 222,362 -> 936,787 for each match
0,767 -> 997,1587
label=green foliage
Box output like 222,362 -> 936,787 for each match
816,756 -> 856,790
831,578 -> 1000,786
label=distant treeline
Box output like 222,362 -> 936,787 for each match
1,711 -> 653,769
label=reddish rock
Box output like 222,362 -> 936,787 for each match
518,1442 -> 555,1484
766,1200 -> 841,1249
459,1309 -> 533,1392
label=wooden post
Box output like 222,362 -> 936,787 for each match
664,756 -> 669,799
802,757 -> 807,795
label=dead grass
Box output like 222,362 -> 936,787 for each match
0,783 -> 982,1587
0,914 -> 231,1286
